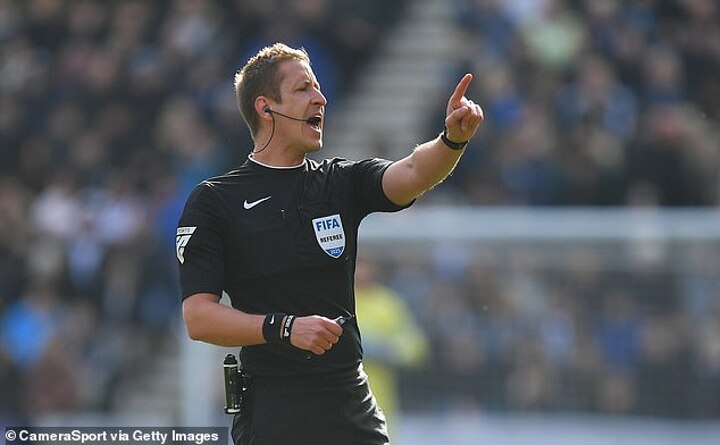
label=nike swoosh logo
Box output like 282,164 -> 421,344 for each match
243,196 -> 272,210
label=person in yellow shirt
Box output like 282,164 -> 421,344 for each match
355,257 -> 429,434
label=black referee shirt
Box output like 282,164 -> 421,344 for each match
177,156 -> 410,377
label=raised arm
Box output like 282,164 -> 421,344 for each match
382,73 -> 484,206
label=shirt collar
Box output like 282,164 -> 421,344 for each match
248,154 -> 307,170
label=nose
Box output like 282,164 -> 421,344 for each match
313,88 -> 327,107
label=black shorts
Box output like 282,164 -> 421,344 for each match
231,366 -> 389,445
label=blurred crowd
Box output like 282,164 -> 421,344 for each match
1,0 -> 719,425
426,0 -> 720,206
0,0 -> 405,423
370,238 -> 720,419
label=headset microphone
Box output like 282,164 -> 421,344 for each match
264,107 -> 316,124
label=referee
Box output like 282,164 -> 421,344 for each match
177,43 -> 483,445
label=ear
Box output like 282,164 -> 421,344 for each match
254,97 -> 272,119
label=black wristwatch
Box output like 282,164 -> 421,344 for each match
440,127 -> 469,151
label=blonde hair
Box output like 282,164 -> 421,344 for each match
234,43 -> 310,138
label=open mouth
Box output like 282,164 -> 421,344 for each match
307,115 -> 322,131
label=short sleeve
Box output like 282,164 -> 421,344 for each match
176,183 -> 226,300
349,158 -> 414,217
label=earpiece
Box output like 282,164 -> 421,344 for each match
264,106 -> 271,114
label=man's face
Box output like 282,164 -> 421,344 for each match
273,60 -> 327,152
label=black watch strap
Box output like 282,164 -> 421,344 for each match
440,128 -> 468,151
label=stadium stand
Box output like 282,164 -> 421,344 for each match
0,0 -> 719,428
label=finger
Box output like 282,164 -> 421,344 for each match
474,104 -> 484,123
465,107 -> 483,133
445,106 -> 469,128
462,101 -> 478,132
467,104 -> 484,129
449,73 -> 473,106
461,108 -> 470,133
324,319 -> 343,336
318,329 -> 340,344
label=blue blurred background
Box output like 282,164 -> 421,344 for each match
1,0 -> 719,443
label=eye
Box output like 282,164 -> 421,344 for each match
297,80 -> 315,92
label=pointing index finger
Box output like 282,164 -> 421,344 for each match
450,73 -> 473,106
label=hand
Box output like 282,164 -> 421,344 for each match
445,73 -> 484,143
290,315 -> 343,355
